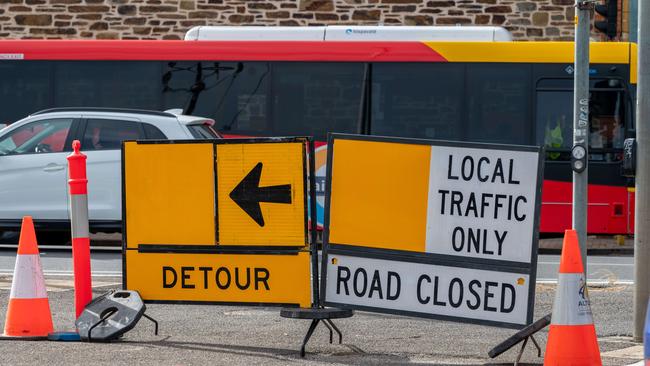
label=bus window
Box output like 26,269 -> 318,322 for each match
370,63 -> 463,140
589,84 -> 625,161
467,64 -> 531,144
0,61 -> 52,123
163,61 -> 271,136
273,63 -> 363,140
54,61 -> 161,110
535,79 -> 626,161
536,90 -> 573,160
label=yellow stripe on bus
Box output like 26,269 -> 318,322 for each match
631,43 -> 638,84
426,42 -> 631,65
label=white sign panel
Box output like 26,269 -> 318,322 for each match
326,254 -> 530,326
425,146 -> 540,263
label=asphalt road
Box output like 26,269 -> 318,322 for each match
0,249 -> 633,284
0,280 -> 640,365
0,249 -> 641,365
536,254 -> 634,284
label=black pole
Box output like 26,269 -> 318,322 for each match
308,137 -> 319,307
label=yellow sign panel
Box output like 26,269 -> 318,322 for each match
328,139 -> 430,252
124,142 -> 216,249
123,139 -> 307,248
216,142 -> 307,246
125,250 -> 311,307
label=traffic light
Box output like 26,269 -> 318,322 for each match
594,0 -> 618,39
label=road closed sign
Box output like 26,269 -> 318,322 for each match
322,134 -> 543,328
325,255 -> 530,325
122,138 -> 311,307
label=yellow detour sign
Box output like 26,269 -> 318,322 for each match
123,140 -> 307,247
322,134 -> 543,328
124,142 -> 217,247
122,138 -> 311,306
216,142 -> 307,246
125,250 -> 311,307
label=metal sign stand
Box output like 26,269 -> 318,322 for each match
280,137 -> 353,358
488,314 -> 551,365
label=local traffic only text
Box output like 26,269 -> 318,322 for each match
426,147 -> 540,263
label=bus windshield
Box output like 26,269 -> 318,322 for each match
536,78 -> 626,162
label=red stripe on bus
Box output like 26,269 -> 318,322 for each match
540,180 -> 631,234
0,40 -> 448,62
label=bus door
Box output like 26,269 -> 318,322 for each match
536,77 -> 629,234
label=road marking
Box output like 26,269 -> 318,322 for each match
625,362 -> 643,366
537,279 -> 633,285
601,345 -> 643,359
538,261 -> 633,267
0,244 -> 121,251
0,277 -> 120,292
0,270 -> 121,277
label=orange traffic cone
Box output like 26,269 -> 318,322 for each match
544,229 -> 602,366
3,216 -> 53,337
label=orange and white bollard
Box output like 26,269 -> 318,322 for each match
544,229 -> 601,365
3,216 -> 54,337
67,140 -> 92,318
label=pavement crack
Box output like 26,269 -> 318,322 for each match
345,344 -> 366,354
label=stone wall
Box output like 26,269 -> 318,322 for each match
0,0 -> 629,41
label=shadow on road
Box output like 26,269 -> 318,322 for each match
121,338 -> 418,365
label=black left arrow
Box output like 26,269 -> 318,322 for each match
229,162 -> 292,227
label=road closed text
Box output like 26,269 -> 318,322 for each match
326,254 -> 529,326
125,250 -> 311,307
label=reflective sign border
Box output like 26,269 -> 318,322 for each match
320,133 -> 544,329
121,137 -> 311,306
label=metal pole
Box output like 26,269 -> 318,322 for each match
308,138 -> 320,308
633,0 -> 650,341
573,1 -> 591,268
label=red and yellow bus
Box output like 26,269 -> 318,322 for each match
0,32 -> 637,235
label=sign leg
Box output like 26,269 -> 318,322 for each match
514,337 -> 529,366
325,319 -> 343,344
322,319 -> 334,344
301,319 -> 320,358
530,335 -> 541,357
142,313 -> 159,336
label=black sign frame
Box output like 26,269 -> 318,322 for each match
121,136 -> 315,307
320,133 -> 544,329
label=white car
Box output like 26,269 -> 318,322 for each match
0,108 -> 219,239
